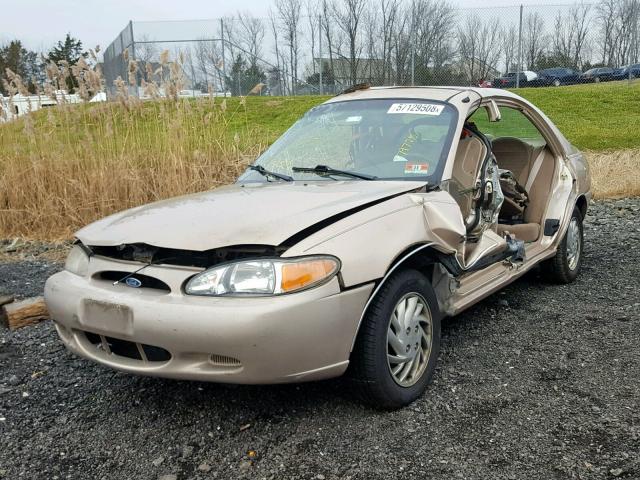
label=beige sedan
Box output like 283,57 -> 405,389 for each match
45,86 -> 590,409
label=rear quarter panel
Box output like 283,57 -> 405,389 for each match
568,151 -> 592,200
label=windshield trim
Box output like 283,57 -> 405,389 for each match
239,97 -> 459,184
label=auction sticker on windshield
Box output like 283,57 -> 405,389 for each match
404,163 -> 429,174
387,103 -> 444,115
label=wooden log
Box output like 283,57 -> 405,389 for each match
0,296 -> 49,330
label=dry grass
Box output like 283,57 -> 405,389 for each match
586,149 -> 640,199
0,98 -> 270,240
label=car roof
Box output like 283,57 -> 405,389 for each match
324,85 -> 525,104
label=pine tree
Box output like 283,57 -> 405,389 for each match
47,34 -> 86,92
0,40 -> 41,95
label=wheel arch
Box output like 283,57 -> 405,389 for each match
349,242 -> 452,352
575,194 -> 588,219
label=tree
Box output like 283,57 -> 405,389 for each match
48,34 -> 85,65
596,0 -> 640,67
225,54 -> 266,96
458,17 -> 502,83
320,0 -> 338,90
47,34 -> 86,92
502,26 -> 518,74
268,8 -> 286,95
411,0 -> 456,84
194,39 -> 225,92
275,0 -> 302,94
135,35 -> 159,66
306,0 -> 319,76
375,0 -> 401,85
552,3 -> 591,69
306,62 -> 335,86
332,0 -> 368,86
522,13 -> 546,70
237,12 -> 266,67
0,40 -> 41,95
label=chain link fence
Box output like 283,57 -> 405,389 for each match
102,1 -> 640,99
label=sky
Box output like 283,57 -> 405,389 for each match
1,0 -> 581,53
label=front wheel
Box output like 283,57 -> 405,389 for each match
541,207 -> 584,283
553,79 -> 561,87
349,269 -> 441,409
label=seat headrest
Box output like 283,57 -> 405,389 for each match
491,137 -> 535,156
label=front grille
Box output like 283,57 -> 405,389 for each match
95,271 -> 171,292
209,354 -> 242,367
83,331 -> 171,363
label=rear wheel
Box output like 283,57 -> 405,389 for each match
595,76 -> 601,83
553,79 -> 561,87
349,269 -> 441,409
541,207 -> 584,284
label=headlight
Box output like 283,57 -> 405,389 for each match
65,244 -> 90,276
185,256 -> 340,296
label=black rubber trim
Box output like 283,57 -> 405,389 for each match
544,219 -> 560,236
278,187 -> 424,248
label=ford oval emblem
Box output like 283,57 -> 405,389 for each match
125,277 -> 143,288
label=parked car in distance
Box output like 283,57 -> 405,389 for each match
536,68 -> 582,86
44,86 -> 591,409
613,63 -> 640,80
493,71 -> 538,88
580,67 -> 615,83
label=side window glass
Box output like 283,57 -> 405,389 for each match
469,106 -> 545,144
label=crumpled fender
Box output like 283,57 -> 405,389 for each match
282,190 -> 465,287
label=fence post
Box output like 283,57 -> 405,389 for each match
516,4 -> 523,88
220,18 -> 226,94
319,14 -> 323,95
129,20 -> 139,98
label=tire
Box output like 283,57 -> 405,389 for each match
553,79 -> 561,87
349,269 -> 441,409
541,207 -> 584,284
595,76 -> 601,83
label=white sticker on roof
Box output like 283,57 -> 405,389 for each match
387,103 -> 444,116
345,115 -> 362,123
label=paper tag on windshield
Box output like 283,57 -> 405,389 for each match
387,103 -> 444,116
404,163 -> 429,174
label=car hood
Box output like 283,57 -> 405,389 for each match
76,180 -> 427,251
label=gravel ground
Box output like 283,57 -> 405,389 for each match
1,199 -> 639,480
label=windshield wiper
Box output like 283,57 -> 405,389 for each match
291,164 -> 377,180
249,165 -> 293,182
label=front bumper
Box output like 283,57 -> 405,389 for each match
44,257 -> 373,384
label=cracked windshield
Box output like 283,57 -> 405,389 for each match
241,99 -> 457,182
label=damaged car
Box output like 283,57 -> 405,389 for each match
45,86 -> 591,409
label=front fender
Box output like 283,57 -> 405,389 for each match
281,190 -> 465,287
